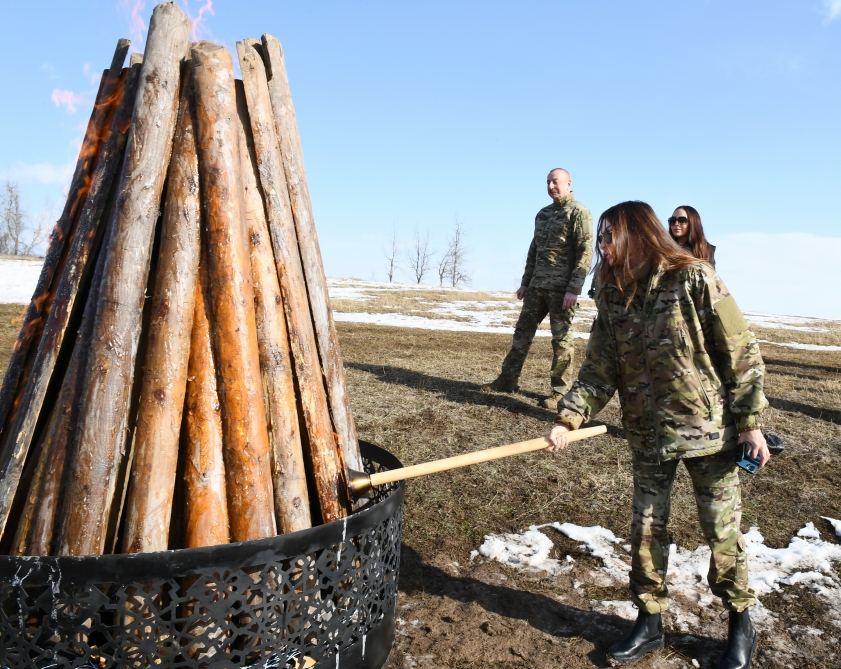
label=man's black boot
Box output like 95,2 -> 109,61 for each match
605,610 -> 664,666
718,609 -> 756,669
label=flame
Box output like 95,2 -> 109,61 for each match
120,0 -> 148,49
120,0 -> 216,48
189,0 -> 215,40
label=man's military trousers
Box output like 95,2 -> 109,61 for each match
629,447 -> 756,614
499,287 -> 576,393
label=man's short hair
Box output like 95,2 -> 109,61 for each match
547,167 -> 571,180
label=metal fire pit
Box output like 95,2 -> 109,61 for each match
0,442 -> 403,669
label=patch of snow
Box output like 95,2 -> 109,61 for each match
474,520 -> 841,629
821,516 -> 841,538
470,525 -> 573,576
0,258 -> 43,303
758,339 -> 841,352
335,311 -> 592,338
745,312 -> 830,333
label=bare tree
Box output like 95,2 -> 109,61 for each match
436,247 -> 451,286
384,225 -> 399,282
441,217 -> 469,287
407,228 -> 432,284
0,181 -> 45,256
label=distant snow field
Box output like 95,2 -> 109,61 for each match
1,263 -> 839,350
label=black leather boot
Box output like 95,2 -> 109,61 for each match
605,610 -> 664,666
718,609 -> 756,669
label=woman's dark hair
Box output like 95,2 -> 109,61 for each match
671,204 -> 714,262
595,201 -> 698,307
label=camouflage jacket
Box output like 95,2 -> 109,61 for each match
557,263 -> 767,460
520,196 -> 593,294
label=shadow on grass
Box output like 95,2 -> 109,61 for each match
347,361 -> 625,438
764,356 -> 840,376
767,396 -> 840,425
347,361 -> 555,421
398,544 -> 722,668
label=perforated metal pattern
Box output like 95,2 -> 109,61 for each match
0,443 -> 403,669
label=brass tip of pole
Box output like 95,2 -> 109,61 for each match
346,469 -> 372,499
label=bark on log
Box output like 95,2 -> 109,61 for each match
261,34 -> 363,475
235,80 -> 311,534
0,64 -> 139,539
237,40 -> 349,523
191,41 -> 276,542
0,39 -> 128,436
57,3 -> 190,556
121,72 -> 202,554
183,265 -> 230,548
14,177 -> 121,556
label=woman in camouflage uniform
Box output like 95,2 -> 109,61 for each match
668,204 -> 716,266
547,201 -> 768,669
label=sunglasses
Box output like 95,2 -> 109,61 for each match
668,216 -> 688,226
597,230 -> 613,245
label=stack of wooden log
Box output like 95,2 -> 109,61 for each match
0,2 -> 362,557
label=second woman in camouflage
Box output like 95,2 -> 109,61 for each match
668,204 -> 716,266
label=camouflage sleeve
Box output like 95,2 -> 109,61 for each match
566,207 -> 593,295
520,237 -> 536,288
693,267 -> 768,431
555,309 -> 618,429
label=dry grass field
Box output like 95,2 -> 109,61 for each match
1,287 -> 839,668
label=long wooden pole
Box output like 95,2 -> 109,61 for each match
0,63 -> 139,539
182,265 -> 230,549
235,81 -> 311,534
0,39 -> 129,436
121,71 -> 202,554
237,39 -> 350,523
260,35 -> 363,475
348,426 -> 608,494
11,147 -> 125,557
57,3 -> 190,556
191,41 -> 276,542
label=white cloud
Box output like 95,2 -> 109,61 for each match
0,161 -> 74,186
50,88 -> 85,114
715,232 -> 841,320
825,0 -> 841,23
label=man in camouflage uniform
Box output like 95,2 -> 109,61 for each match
548,201 -> 769,668
481,168 -> 592,409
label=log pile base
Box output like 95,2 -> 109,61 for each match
0,444 -> 402,669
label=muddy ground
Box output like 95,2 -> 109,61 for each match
334,322 -> 841,669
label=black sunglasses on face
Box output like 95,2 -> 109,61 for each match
597,230 -> 613,245
668,216 -> 688,226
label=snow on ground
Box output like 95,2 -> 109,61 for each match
0,258 -> 45,304
334,311 -> 592,339
744,312 -> 831,333
757,338 -> 841,353
2,267 -> 837,347
472,518 -> 841,633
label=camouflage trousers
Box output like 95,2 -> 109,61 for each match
629,447 -> 756,614
499,287 -> 576,392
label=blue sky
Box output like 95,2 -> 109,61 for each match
1,1 -> 840,318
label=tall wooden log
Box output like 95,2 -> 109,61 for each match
0,39 -> 129,436
237,40 -> 349,523
235,81 -> 311,534
183,266 -> 230,548
57,3 -> 191,556
0,64 -> 139,539
191,41 -> 276,542
121,72 -> 202,554
13,166 -> 123,556
261,34 -> 363,475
